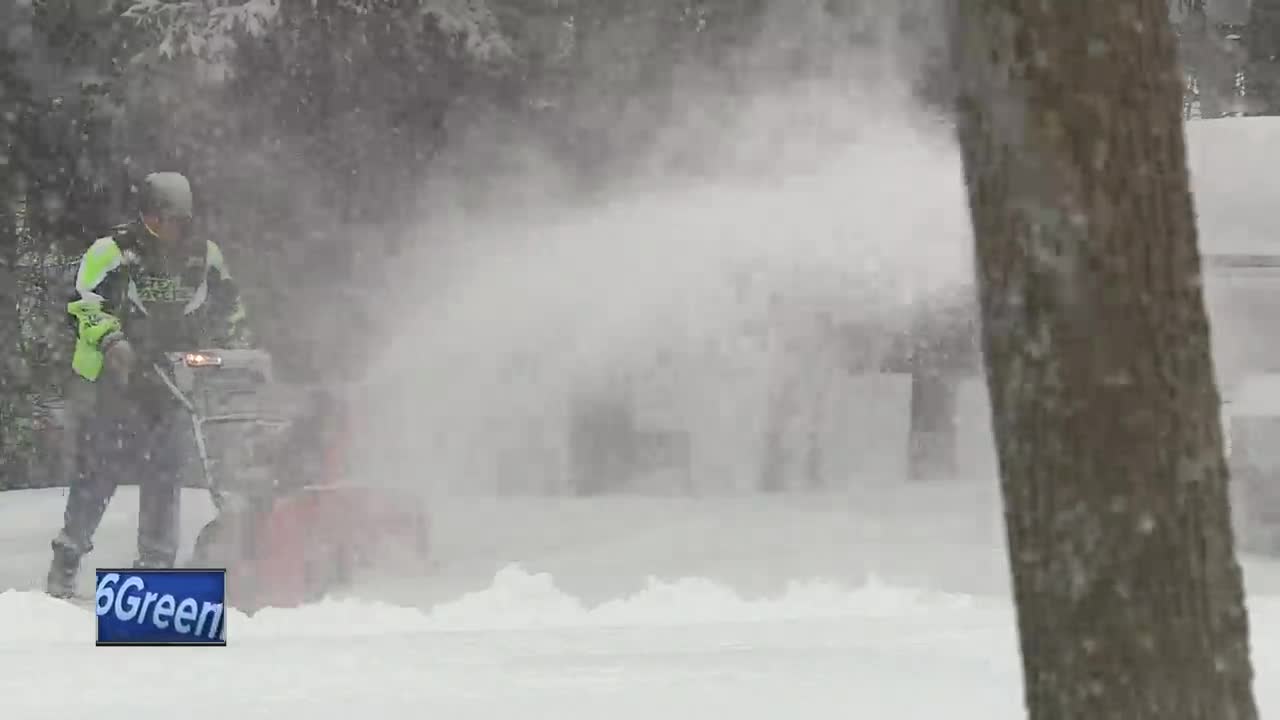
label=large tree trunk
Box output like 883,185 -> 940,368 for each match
952,1 -> 1259,718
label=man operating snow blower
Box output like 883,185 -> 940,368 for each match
46,171 -> 251,598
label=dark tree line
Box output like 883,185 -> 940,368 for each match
1,0 -> 952,487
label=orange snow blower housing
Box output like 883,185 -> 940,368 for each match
180,354 -> 431,614
240,388 -> 432,611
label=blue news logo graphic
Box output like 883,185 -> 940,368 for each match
95,568 -> 227,646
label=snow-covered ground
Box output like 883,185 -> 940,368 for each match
5,484 -> 1280,719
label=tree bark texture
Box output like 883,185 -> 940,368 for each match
952,1 -> 1258,718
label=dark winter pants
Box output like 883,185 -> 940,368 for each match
52,386 -> 191,568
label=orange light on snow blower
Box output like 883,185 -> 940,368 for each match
184,352 -> 224,368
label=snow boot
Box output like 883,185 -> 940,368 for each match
45,544 -> 82,599
132,556 -> 175,570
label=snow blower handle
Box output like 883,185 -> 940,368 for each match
152,358 -> 216,490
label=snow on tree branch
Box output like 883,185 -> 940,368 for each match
121,0 -> 510,81
414,0 -> 513,63
120,0 -> 278,81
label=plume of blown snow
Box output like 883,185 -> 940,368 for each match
352,1 -> 971,497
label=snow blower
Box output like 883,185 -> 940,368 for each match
154,348 -> 431,613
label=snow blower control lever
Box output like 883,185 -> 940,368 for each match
151,349 -> 293,504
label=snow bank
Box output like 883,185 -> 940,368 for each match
0,588 -> 94,645
243,565 -> 982,637
0,564 -> 983,641
4,563 -> 1280,719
